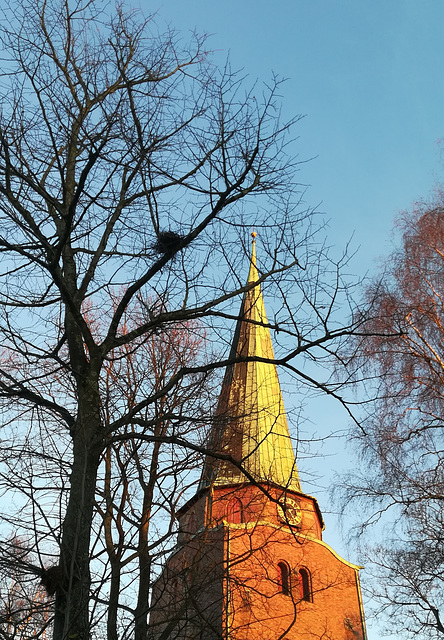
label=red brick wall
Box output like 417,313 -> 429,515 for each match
150,484 -> 366,640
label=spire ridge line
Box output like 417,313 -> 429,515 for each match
200,237 -> 301,492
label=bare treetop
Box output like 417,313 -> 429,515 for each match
0,2 -> 364,639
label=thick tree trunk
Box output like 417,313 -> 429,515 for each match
53,380 -> 102,640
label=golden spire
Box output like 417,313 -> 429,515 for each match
201,234 -> 301,491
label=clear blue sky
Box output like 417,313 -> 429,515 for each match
141,2 -> 444,637
151,0 -> 443,272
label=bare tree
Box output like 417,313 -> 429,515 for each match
96,307 -> 208,640
0,301 -> 208,640
0,1 -> 364,639
0,541 -> 51,640
342,198 -> 444,638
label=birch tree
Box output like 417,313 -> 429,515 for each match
343,200 -> 444,638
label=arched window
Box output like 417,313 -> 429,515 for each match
227,497 -> 243,523
187,510 -> 196,534
277,562 -> 290,596
169,575 -> 179,600
299,568 -> 311,602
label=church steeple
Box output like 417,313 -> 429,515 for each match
201,233 -> 301,492
150,234 -> 368,640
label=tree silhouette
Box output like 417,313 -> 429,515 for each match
0,1 -> 364,638
343,198 -> 444,638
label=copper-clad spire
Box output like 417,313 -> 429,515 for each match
200,234 -> 301,491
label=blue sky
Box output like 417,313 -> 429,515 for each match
141,2 -> 444,637
152,0 -> 444,273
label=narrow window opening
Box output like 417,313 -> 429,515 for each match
277,562 -> 290,596
299,568 -> 311,602
227,497 -> 243,523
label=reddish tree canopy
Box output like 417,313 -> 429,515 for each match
344,198 -> 444,639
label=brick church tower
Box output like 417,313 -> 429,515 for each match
149,235 -> 367,640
